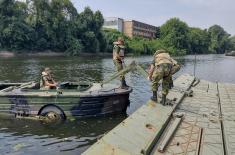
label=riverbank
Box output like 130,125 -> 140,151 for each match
0,51 -> 65,57
0,49 -> 230,59
225,51 -> 235,56
0,51 -> 15,57
0,50 -> 136,57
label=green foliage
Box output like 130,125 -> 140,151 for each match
160,18 -> 189,55
188,28 -> 210,54
0,1 -> 232,56
0,0 -> 32,50
102,29 -> 162,55
65,38 -> 83,55
102,28 -> 128,52
127,37 -> 163,55
140,18 -> 231,56
228,36 -> 235,50
208,25 -> 230,54
0,0 -> 104,55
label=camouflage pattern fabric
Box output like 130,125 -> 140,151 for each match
113,60 -> 125,81
151,64 -> 172,95
113,44 -> 125,60
113,43 -> 125,81
170,63 -> 181,75
40,73 -> 54,89
113,44 -> 119,60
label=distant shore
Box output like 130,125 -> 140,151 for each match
0,51 -> 65,57
0,51 -> 15,57
0,50 -> 135,57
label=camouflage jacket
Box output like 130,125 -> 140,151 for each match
152,53 -> 177,66
40,72 -> 54,88
113,43 -> 125,61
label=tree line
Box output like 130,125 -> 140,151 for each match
0,0 -> 234,56
104,18 -> 235,56
0,0 -> 104,55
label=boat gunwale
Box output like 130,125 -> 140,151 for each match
0,87 -> 133,98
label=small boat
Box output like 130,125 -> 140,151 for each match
0,81 -> 132,121
225,51 -> 235,56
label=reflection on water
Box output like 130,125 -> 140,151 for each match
0,54 -> 235,154
0,115 -> 125,155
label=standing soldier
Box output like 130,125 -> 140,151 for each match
148,49 -> 180,105
113,37 -> 129,89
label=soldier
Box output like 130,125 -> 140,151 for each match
113,37 -> 129,89
148,49 -> 180,105
40,67 -> 58,90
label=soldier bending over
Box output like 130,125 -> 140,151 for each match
148,50 -> 180,105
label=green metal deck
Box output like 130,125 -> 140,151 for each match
83,74 -> 235,155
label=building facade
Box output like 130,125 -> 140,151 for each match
124,20 -> 157,39
103,17 -> 124,32
103,17 -> 158,39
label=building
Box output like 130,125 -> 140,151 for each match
103,17 -> 124,32
123,20 -> 157,39
103,17 -> 158,39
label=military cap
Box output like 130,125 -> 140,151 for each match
154,49 -> 168,56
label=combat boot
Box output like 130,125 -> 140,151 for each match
160,94 -> 166,106
151,91 -> 158,102
120,79 -> 129,89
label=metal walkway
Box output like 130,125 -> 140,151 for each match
83,74 -> 235,155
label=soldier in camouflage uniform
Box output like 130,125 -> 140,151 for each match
148,50 -> 180,105
40,67 -> 58,90
113,37 -> 129,89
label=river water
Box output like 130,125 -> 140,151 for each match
0,54 -> 234,155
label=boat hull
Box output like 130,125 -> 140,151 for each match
0,87 -> 131,118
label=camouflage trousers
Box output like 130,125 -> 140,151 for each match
113,60 -> 125,81
151,63 -> 172,95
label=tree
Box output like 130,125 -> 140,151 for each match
79,7 -> 104,53
160,18 -> 190,55
188,28 -> 210,54
228,36 -> 235,50
0,0 -> 33,50
208,25 -> 230,54
0,0 -> 232,56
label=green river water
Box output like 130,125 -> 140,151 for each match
0,54 -> 234,155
